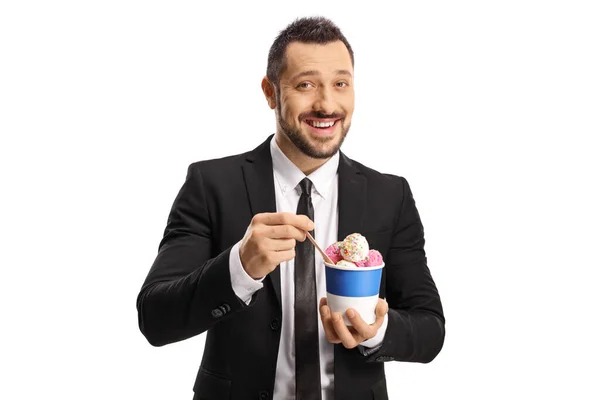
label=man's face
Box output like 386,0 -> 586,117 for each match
274,41 -> 355,159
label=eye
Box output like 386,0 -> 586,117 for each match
336,81 -> 349,88
297,82 -> 313,89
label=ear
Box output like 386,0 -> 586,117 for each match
261,76 -> 277,110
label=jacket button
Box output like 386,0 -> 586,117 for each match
219,305 -> 227,315
222,303 -> 231,312
258,390 -> 269,399
211,308 -> 223,318
270,318 -> 279,331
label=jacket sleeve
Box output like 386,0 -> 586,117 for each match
136,163 -> 257,347
366,176 -> 445,363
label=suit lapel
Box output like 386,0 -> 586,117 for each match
334,151 -> 367,397
241,135 -> 281,307
337,151 -> 366,241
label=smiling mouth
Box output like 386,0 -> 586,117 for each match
304,119 -> 340,129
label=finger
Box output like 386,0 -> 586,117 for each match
331,312 -> 358,349
252,212 -> 294,226
263,237 -> 296,251
319,301 -> 341,344
291,215 -> 314,232
345,308 -> 373,340
270,248 -> 295,265
372,299 -> 389,328
259,212 -> 314,232
263,225 -> 306,241
320,297 -> 328,308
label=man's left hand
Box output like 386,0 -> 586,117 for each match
319,297 -> 388,349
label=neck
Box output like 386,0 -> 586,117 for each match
275,132 -> 330,175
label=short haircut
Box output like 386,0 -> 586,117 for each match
266,16 -> 354,88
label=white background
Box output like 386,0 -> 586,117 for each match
1,1 -> 599,399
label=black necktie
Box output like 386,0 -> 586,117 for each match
295,178 -> 322,400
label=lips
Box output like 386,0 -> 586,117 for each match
303,118 -> 340,136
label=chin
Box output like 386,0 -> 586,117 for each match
301,129 -> 346,159
279,117 -> 349,159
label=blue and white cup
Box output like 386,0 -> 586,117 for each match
324,262 -> 385,325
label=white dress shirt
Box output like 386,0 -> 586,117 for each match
228,136 -> 388,399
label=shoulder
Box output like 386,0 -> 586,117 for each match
184,149 -> 253,183
189,151 -> 247,172
342,153 -> 408,195
186,136 -> 272,178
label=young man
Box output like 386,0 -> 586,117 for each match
137,16 -> 445,400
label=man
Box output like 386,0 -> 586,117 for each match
137,16 -> 444,400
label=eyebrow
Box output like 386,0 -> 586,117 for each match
290,69 -> 353,81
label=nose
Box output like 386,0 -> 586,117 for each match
312,87 -> 335,115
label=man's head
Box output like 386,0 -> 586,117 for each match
262,17 -> 355,160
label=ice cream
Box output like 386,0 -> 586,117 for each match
324,241 -> 343,264
329,233 -> 384,268
339,233 -> 370,262
356,250 -> 384,267
336,260 -> 358,269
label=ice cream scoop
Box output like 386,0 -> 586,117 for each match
325,241 -> 343,264
356,249 -> 384,267
340,233 -> 370,262
366,249 -> 383,266
335,259 -> 357,269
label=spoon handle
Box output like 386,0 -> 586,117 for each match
305,231 -> 335,265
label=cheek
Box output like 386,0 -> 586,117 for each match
340,103 -> 354,120
284,100 -> 310,124
336,92 -> 355,115
280,94 -> 299,120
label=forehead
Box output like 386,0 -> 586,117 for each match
282,41 -> 353,78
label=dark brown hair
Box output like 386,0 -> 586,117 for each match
266,16 -> 354,88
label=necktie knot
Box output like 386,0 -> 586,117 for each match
299,178 -> 313,196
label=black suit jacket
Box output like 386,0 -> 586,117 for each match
136,135 -> 445,400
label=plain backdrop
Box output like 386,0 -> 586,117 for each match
1,1 -> 599,399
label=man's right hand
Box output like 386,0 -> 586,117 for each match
239,212 -> 314,279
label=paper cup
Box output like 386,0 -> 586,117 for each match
325,262 -> 384,325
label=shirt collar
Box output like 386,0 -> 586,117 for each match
270,135 -> 339,200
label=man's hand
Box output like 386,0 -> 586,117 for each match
239,212 -> 314,279
319,297 -> 388,349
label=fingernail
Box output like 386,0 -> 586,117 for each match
332,312 -> 340,322
308,221 -> 314,230
347,309 -> 355,318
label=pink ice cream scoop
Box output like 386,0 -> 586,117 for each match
365,249 -> 384,266
324,241 -> 343,264
356,249 -> 384,267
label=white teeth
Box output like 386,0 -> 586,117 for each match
308,120 -> 335,128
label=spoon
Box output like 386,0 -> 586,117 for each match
304,231 -> 335,265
